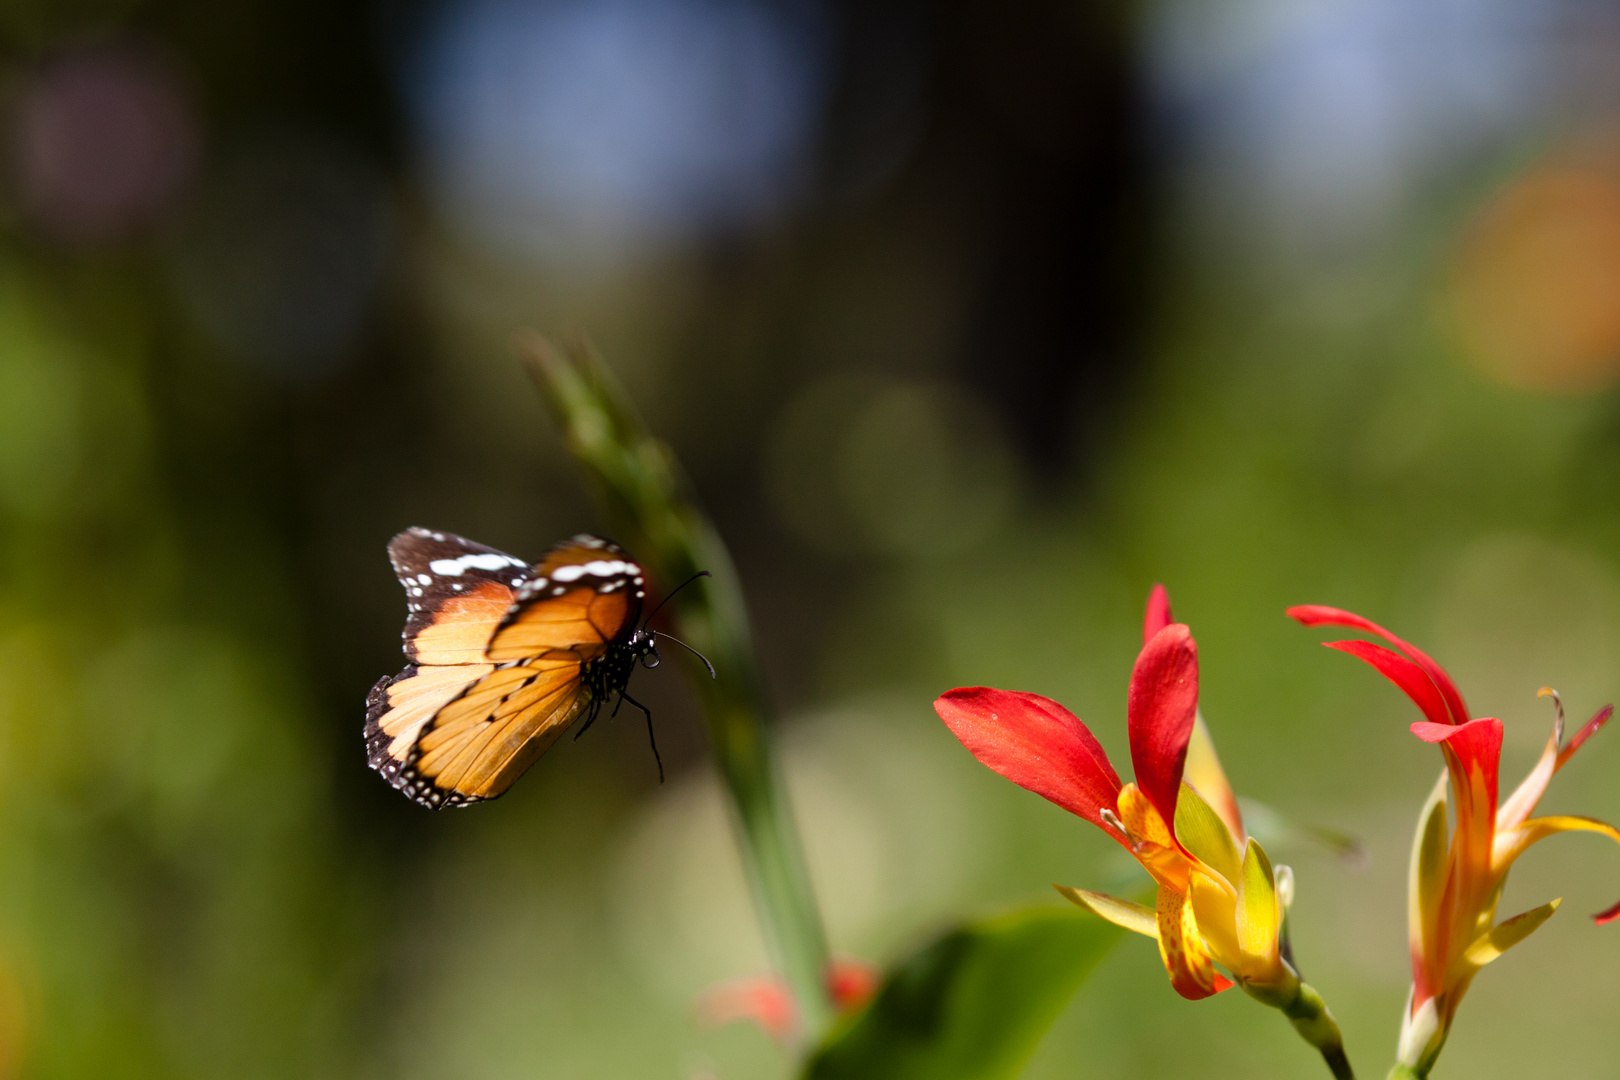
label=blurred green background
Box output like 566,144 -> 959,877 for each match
0,0 -> 1619,1077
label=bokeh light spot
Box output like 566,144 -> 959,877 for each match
766,375 -> 1020,558
406,0 -> 829,262
1447,154 -> 1620,392
13,43 -> 198,245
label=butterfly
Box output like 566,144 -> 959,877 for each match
365,528 -> 686,809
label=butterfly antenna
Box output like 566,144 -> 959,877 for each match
642,570 -> 712,628
654,632 -> 717,679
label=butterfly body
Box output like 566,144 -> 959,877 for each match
366,528 -> 658,808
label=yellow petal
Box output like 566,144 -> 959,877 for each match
1054,885 -> 1158,939
1175,780 -> 1242,887
1184,710 -> 1245,841
1463,898 -> 1561,968
1189,867 -> 1241,973
1494,814 -> 1620,873
1237,838 -> 1280,967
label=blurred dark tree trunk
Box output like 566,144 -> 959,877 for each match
929,0 -> 1146,479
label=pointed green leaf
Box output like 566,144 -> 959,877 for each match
1464,898 -> 1561,968
1174,780 -> 1242,885
1410,770 -> 1449,960
802,904 -> 1121,1080
1237,838 -> 1279,962
1054,885 -> 1157,938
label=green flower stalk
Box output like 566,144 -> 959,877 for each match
520,331 -> 834,1041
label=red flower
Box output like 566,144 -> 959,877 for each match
935,586 -> 1282,1001
1292,604 -> 1619,1074
698,959 -> 877,1042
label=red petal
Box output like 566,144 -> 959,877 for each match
698,976 -> 796,1040
935,687 -> 1124,831
1560,704 -> 1615,769
826,959 -> 878,1012
1128,624 -> 1200,829
697,959 -> 878,1041
1592,896 -> 1620,927
1143,584 -> 1174,645
1324,640 -> 1452,728
1288,605 -> 1470,726
1412,717 -> 1503,851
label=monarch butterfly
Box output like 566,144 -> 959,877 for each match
365,528 -> 696,808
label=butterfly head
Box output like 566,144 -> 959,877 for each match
630,627 -> 661,669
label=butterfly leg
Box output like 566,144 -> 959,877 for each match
617,691 -> 664,783
573,698 -> 605,742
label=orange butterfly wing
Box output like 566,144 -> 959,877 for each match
366,529 -> 645,808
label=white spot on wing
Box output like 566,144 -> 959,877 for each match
550,559 -> 630,582
429,553 -> 524,576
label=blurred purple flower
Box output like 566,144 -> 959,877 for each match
14,43 -> 199,244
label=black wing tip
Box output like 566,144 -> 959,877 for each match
362,663 -> 509,811
366,669 -> 406,708
387,526 -> 495,567
364,744 -> 489,811
387,526 -> 445,563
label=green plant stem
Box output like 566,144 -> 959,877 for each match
1245,976 -> 1355,1080
521,332 -> 834,1041
1286,982 -> 1355,1080
1386,1067 -> 1424,1080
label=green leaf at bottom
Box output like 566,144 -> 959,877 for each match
802,904 -> 1122,1080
